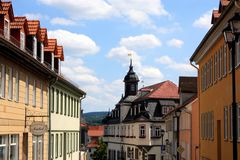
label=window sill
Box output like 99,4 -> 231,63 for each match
139,136 -> 146,138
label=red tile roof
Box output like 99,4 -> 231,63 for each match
39,28 -> 48,45
45,39 -> 57,53
138,80 -> 179,100
87,140 -> 99,148
0,2 -> 14,20
55,46 -> 64,61
10,16 -> 27,29
88,126 -> 104,137
27,20 -> 40,35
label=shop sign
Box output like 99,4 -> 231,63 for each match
30,122 -> 47,136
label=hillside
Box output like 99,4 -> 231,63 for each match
84,111 -> 108,125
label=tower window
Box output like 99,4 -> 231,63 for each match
130,84 -> 135,91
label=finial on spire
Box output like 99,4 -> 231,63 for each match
128,52 -> 133,69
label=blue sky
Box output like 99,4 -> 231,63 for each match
11,0 -> 218,112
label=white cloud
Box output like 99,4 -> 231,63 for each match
119,34 -> 161,50
193,10 -> 212,29
167,38 -> 184,48
107,46 -> 141,67
156,55 -> 195,72
38,0 -> 169,27
48,29 -> 100,56
50,17 -> 76,26
24,13 -> 49,20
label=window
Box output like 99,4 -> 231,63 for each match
4,19 -> 9,39
229,48 -> 232,72
64,94 -> 67,115
0,64 -> 5,98
155,127 -> 161,137
25,75 -> 29,105
135,148 -> 139,159
71,97 -> 73,117
60,92 -> 63,114
76,133 -> 78,151
224,107 -> 228,140
55,134 -> 58,158
60,134 -> 62,157
77,100 -> 79,118
70,133 -> 72,153
223,45 -> 227,76
214,52 -> 217,82
56,90 -> 59,113
0,135 -> 7,160
32,136 -> 37,160
32,80 -> 36,107
9,135 -> 19,160
73,133 -> 75,152
230,106 -> 233,140
51,88 -> 54,112
74,99 -> 76,117
7,67 -> 13,100
219,47 -> 223,79
66,133 -> 69,154
33,36 -> 37,58
41,43 -> 44,63
237,42 -> 240,66
20,32 -> 25,50
162,106 -> 174,115
51,134 -> 54,159
40,82 -> 43,109
68,96 -> 70,116
209,58 -> 213,85
139,125 -> 145,138
238,105 -> 240,140
15,71 -> 19,102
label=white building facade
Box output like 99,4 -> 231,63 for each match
103,62 -> 179,160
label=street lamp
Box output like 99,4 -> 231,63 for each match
223,12 -> 240,160
174,110 -> 181,160
160,129 -> 165,160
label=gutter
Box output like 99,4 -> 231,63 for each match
48,77 -> 58,160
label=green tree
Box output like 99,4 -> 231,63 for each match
92,138 -> 107,160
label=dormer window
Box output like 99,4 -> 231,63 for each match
20,32 -> 25,50
33,36 -> 37,58
4,19 -> 10,39
41,43 -> 44,63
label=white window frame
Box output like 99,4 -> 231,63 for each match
15,71 -> 19,102
0,64 -> 5,98
7,67 -> 13,100
4,19 -> 10,39
139,125 -> 145,138
20,32 -> 25,50
25,75 -> 29,105
40,82 -> 43,109
32,79 -> 36,107
33,36 -> 37,59
55,134 -> 58,158
40,43 -> 44,63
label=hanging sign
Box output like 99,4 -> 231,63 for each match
30,121 -> 47,136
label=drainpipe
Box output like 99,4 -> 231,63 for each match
79,94 -> 86,160
48,77 -> 58,160
190,61 -> 199,160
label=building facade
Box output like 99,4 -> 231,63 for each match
103,62 -> 179,160
190,0 -> 240,159
0,1 -> 86,160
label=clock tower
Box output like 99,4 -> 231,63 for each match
123,59 -> 139,97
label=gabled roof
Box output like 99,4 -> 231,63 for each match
10,16 -> 28,30
27,20 -> 40,35
178,76 -> 197,93
136,80 -> 179,101
39,28 -> 48,45
0,2 -> 14,21
55,46 -> 64,61
45,39 -> 57,53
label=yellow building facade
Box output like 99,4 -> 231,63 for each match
190,0 -> 240,159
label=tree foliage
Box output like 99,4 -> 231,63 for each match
92,138 -> 107,160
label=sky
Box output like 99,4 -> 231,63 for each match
10,0 -> 218,112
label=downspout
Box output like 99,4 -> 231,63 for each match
190,61 -> 199,160
48,77 -> 58,160
79,94 -> 86,160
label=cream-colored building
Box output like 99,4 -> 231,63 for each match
0,2 -> 86,160
103,62 -> 179,160
49,79 -> 85,160
0,2 -> 55,160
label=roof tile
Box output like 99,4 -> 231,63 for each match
10,16 -> 27,29
44,39 -> 57,53
27,20 -> 40,35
